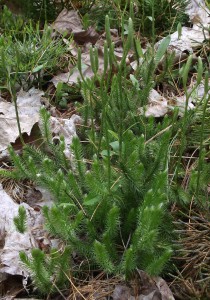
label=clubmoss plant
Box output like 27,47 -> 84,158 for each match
0,17 -> 177,293
2,107 -> 173,293
0,8 -> 209,296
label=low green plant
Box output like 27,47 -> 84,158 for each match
0,5 -> 25,32
22,0 -> 58,22
55,82 -> 68,109
134,0 -> 189,36
83,0 -> 189,39
14,206 -> 27,234
20,247 -> 71,293
15,0 -> 60,22
0,19 -> 70,89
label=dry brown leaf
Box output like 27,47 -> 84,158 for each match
156,0 -> 209,57
74,27 -> 99,45
52,9 -> 99,44
112,285 -> 134,300
51,45 -> 103,87
112,279 -> 174,300
112,270 -> 175,300
52,9 -> 83,35
153,277 -> 175,300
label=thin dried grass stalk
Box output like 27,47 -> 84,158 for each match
67,273 -> 122,300
171,209 -> 210,299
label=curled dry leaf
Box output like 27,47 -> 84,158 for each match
52,9 -> 99,44
51,68 -> 85,87
155,26 -> 207,70
138,77 -> 209,118
0,183 -> 58,296
74,27 -> 99,45
112,285 -> 133,300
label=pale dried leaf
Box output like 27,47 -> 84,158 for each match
186,0 -> 209,26
0,88 -> 43,152
112,281 -> 173,300
0,185 -> 42,277
51,69 -> 83,87
51,46 -> 103,86
171,79 -> 210,115
138,89 -> 168,117
46,114 -> 82,159
51,28 -> 133,87
168,27 -> 207,54
112,271 -> 174,300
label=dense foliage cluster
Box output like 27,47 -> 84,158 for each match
0,0 -> 209,297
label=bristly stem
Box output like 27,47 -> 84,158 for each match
196,71 -> 209,196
